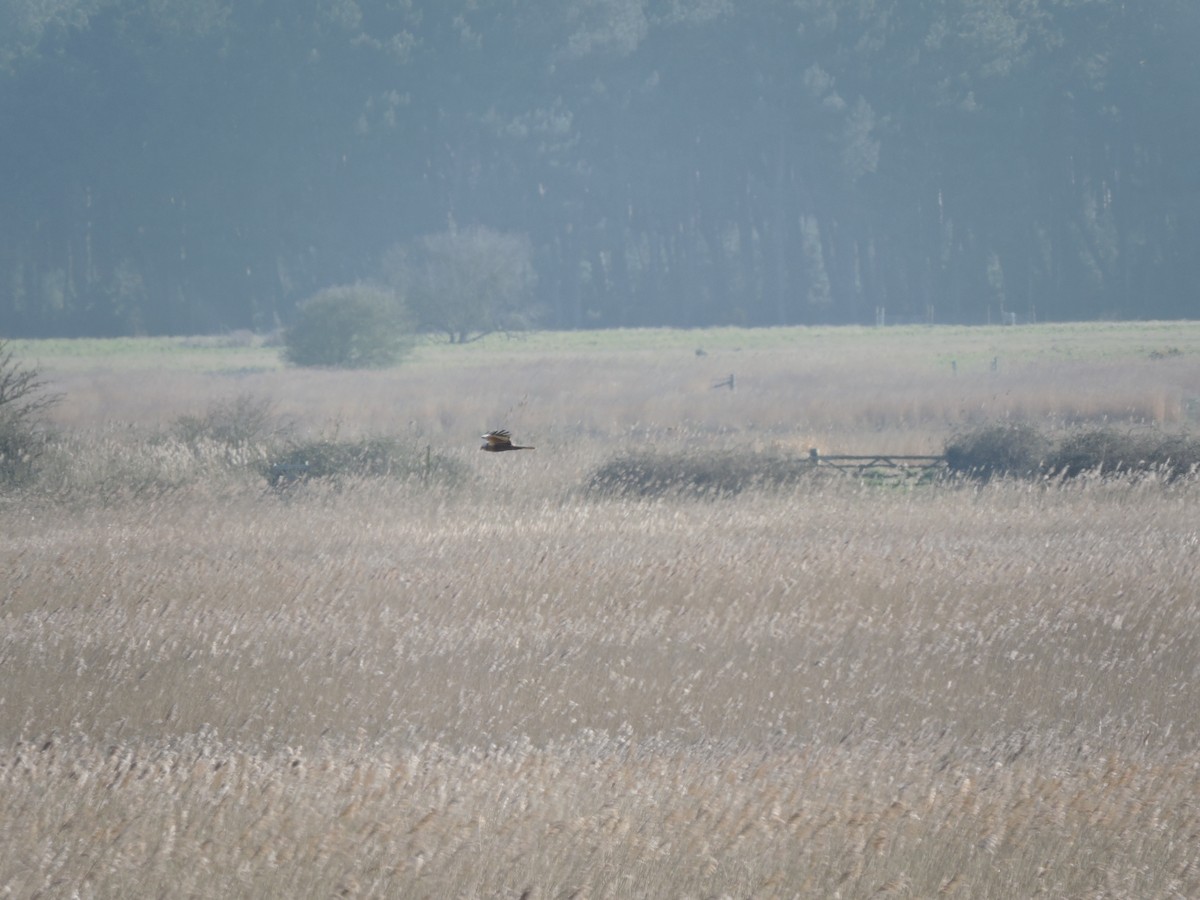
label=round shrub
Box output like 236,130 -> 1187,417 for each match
1046,428 -> 1200,480
944,423 -> 1049,480
283,284 -> 411,368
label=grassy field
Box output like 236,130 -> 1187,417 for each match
3,323 -> 1200,897
22,321 -> 1200,448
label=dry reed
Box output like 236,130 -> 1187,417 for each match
2,326 -> 1199,897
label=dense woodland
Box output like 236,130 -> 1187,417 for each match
1,0 -> 1197,337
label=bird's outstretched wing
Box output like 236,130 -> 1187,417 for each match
480,429 -> 534,451
481,429 -> 514,449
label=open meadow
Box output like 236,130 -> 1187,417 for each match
3,323 -> 1200,897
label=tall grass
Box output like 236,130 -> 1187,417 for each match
4,476 -> 1199,896
2,325 -> 1199,896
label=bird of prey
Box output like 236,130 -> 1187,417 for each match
480,429 -> 535,452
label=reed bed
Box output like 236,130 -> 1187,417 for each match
2,326 -> 1199,897
4,473 -> 1200,897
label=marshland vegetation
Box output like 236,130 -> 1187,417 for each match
2,323 -> 1199,897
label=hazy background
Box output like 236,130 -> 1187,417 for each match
2,0 -> 1198,337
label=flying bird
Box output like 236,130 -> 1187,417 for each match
480,429 -> 535,452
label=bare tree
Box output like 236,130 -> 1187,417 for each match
383,226 -> 539,343
0,341 -> 61,484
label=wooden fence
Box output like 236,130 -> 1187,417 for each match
806,448 -> 947,479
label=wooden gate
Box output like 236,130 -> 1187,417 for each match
806,448 -> 947,479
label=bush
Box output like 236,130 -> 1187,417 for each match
1045,428 -> 1200,480
587,449 -> 814,498
946,423 -> 1200,481
173,393 -> 283,450
0,341 -> 60,486
264,436 -> 469,489
283,284 -> 412,368
944,423 -> 1049,480
37,430 -> 264,499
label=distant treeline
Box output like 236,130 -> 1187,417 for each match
1,0 -> 1197,337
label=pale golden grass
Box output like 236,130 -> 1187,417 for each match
3,325 -> 1200,897
41,324 -> 1200,454
4,476 -> 1200,897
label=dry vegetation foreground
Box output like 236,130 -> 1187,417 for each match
3,325 -> 1200,897
4,481 -> 1200,898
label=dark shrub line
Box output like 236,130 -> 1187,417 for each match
587,450 -> 816,499
588,425 -> 1200,498
264,437 -> 468,490
945,424 -> 1200,481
